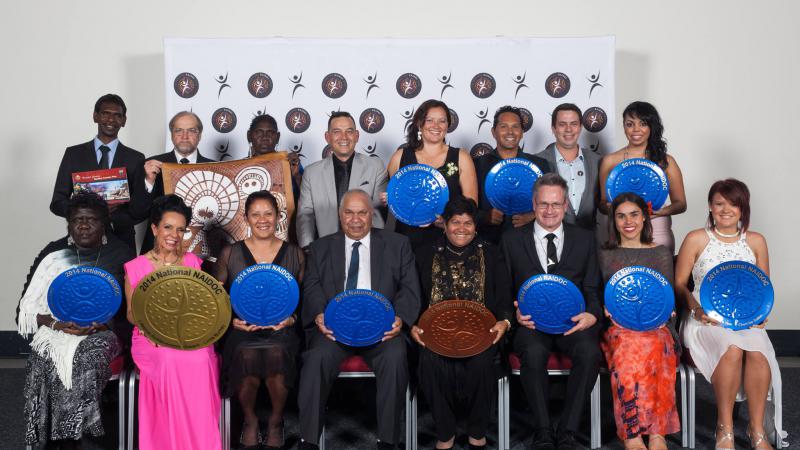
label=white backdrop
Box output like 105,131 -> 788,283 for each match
164,37 -> 615,164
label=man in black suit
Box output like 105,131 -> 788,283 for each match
139,111 -> 214,254
500,173 -> 602,450
297,189 -> 421,450
474,106 -> 552,244
50,94 -> 146,250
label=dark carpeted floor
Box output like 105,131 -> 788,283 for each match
2,365 -> 796,449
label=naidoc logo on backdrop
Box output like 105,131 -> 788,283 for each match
470,73 -> 496,98
248,73 -> 273,98
470,143 -> 493,158
289,72 -> 305,98
215,140 -> 232,161
447,109 -> 459,133
512,72 -> 529,99
401,108 -> 415,133
582,107 -> 607,132
545,72 -> 571,98
364,72 -> 379,99
174,72 -> 199,98
359,108 -> 385,134
322,73 -> 348,99
285,108 -> 311,133
475,108 -> 491,134
212,108 -> 237,133
519,108 -> 534,132
439,72 -> 454,99
396,73 -> 422,99
290,142 -> 305,161
587,70 -> 603,99
215,72 -> 231,99
322,144 -> 332,159
362,143 -> 380,158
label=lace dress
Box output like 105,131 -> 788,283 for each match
681,229 -> 785,443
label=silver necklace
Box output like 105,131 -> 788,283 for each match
714,227 -> 740,238
76,245 -> 102,267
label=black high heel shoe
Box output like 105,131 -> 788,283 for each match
239,421 -> 262,450
263,421 -> 284,450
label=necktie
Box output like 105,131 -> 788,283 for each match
98,145 -> 111,169
337,163 -> 349,206
345,241 -> 361,290
545,233 -> 558,272
180,157 -> 189,164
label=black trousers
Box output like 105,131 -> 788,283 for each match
512,325 -> 601,433
297,329 -> 408,445
418,346 -> 498,442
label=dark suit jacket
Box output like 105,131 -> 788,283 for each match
500,222 -> 602,320
473,149 -> 552,244
534,144 -> 601,230
301,228 -> 421,330
139,151 -> 214,254
50,140 -> 147,249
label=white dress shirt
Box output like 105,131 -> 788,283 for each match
533,222 -> 564,273
344,232 -> 372,290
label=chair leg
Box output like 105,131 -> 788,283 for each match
405,386 -> 416,450
221,396 -> 230,450
679,364 -> 688,448
590,375 -> 601,449
688,367 -> 696,449
497,376 -> 505,450
320,424 -> 326,450
127,370 -> 137,450
118,369 -> 128,450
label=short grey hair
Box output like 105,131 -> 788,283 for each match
533,172 -> 569,202
168,111 -> 203,133
339,189 -> 372,210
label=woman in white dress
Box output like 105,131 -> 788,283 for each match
676,179 -> 784,450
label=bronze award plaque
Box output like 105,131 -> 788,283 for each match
132,266 -> 231,350
417,300 -> 497,358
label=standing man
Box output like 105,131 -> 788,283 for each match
139,111 -> 214,254
297,112 -> 388,250
534,103 -> 601,231
501,173 -> 602,450
50,94 -> 147,250
297,189 -> 420,450
474,106 -> 552,244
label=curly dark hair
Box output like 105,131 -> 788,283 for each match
150,194 -> 192,226
67,191 -> 110,226
404,99 -> 451,151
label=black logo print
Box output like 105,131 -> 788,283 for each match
321,73 -> 348,99
289,72 -> 305,99
173,72 -> 199,98
396,73 -> 422,99
248,73 -> 273,98
401,107 -> 416,133
364,72 -> 379,99
475,108 -> 490,134
587,70 -> 603,99
285,108 -> 311,134
211,108 -> 237,133
470,73 -> 496,98
362,143 -> 380,158
512,72 -> 528,99
216,140 -> 232,161
290,142 -> 305,160
215,72 -> 231,99
438,72 -> 454,99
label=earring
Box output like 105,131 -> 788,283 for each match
101,234 -> 108,245
417,130 -> 422,140
67,235 -> 75,246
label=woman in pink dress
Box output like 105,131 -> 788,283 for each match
124,194 -> 222,450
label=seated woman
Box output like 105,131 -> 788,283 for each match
598,193 -> 679,450
599,101 -> 687,254
214,190 -> 305,449
124,194 -> 221,450
410,195 -> 512,450
386,99 -> 478,250
676,179 -> 784,450
17,192 -> 134,449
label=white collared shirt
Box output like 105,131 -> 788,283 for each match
344,232 -> 372,290
554,147 -> 586,213
533,222 -> 564,273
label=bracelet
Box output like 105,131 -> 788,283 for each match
502,319 -> 512,331
50,318 -> 58,329
690,306 -> 703,319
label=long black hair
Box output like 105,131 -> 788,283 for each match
404,99 -> 451,151
623,101 -> 668,168
603,192 -> 654,249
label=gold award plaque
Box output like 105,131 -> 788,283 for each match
132,266 -> 231,350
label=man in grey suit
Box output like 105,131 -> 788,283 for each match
297,111 -> 388,249
534,103 -> 601,230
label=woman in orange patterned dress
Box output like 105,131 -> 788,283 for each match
599,193 -> 680,450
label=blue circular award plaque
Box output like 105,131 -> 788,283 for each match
606,158 -> 670,210
604,266 -> 674,331
47,266 -> 123,326
324,289 -> 396,346
485,158 -> 544,215
517,274 -> 585,334
699,261 -> 773,330
230,264 -> 299,326
387,164 -> 450,226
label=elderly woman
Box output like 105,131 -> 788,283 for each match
411,195 -> 512,450
17,192 -> 134,449
676,179 -> 784,450
599,192 -> 679,450
214,190 -> 305,449
599,102 -> 687,254
386,99 -> 478,250
124,194 -> 221,450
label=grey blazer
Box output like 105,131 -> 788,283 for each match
534,143 -> 601,230
297,152 -> 388,248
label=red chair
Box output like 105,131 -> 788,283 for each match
499,352 -> 601,449
319,355 -> 416,450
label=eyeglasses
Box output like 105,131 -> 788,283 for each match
171,128 -> 200,136
535,202 -> 565,211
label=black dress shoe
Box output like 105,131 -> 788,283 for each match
298,441 -> 319,450
468,444 -> 487,450
556,431 -> 581,450
532,427 -> 556,450
376,442 -> 397,450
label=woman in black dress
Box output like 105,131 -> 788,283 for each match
411,196 -> 512,450
214,190 -> 305,450
386,99 -> 478,249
